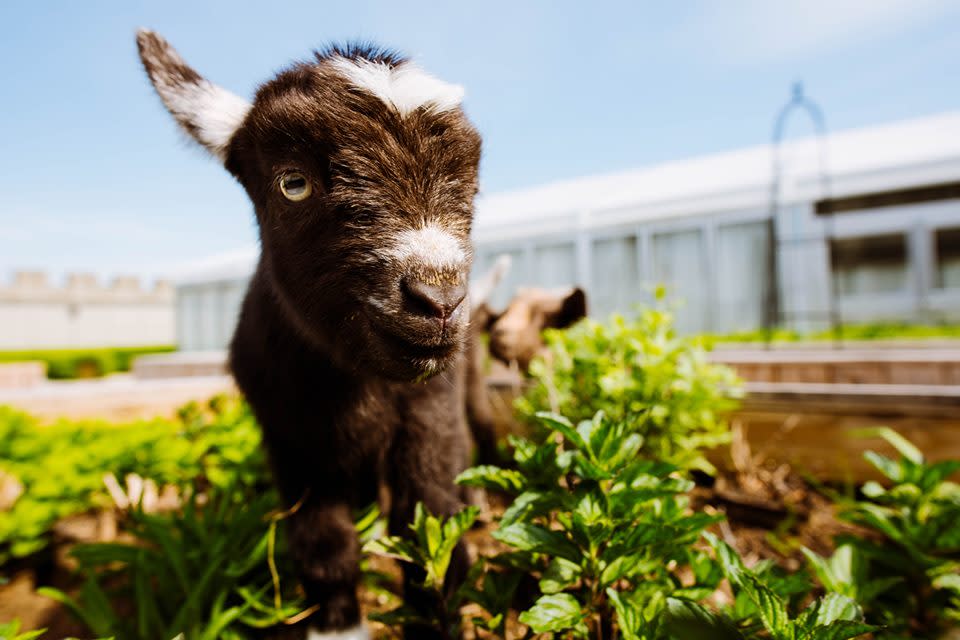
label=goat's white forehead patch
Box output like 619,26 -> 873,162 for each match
386,225 -> 467,270
329,57 -> 464,115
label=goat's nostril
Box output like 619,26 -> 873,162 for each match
402,278 -> 466,320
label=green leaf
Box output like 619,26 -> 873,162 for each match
739,572 -> 792,640
539,557 -> 582,594
493,523 -> 583,564
499,490 -> 561,528
868,427 -> 924,464
362,536 -> 420,564
799,621 -> 877,640
518,593 -> 587,635
534,412 -> 587,450
663,597 -> 744,640
814,593 -> 863,626
863,451 -> 904,483
455,465 -> 525,493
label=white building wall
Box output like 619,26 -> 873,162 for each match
0,273 -> 175,350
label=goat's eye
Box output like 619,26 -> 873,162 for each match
279,172 -> 311,201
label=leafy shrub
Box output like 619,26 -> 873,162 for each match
0,396 -> 264,564
0,345 -> 175,379
369,411 -> 878,639
39,485 -> 312,640
805,428 -> 960,637
714,323 -> 960,344
0,619 -> 45,640
517,299 -> 740,472
663,533 -> 877,640
364,503 -> 479,637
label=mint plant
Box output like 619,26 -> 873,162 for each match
363,503 -> 480,638
458,411 -> 722,638
805,428 -> 960,636
39,484 -> 314,640
662,533 -> 877,640
516,295 -> 740,473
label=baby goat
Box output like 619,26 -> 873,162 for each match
137,31 -> 482,640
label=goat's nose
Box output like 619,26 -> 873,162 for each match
402,277 -> 466,320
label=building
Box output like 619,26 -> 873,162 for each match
173,111 -> 960,350
0,272 -> 175,350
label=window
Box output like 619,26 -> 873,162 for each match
651,229 -> 706,333
830,234 -> 908,296
533,243 -> 577,289
715,222 -> 769,333
474,248 -> 528,309
936,227 -> 960,289
591,235 -> 638,318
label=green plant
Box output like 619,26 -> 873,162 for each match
805,428 -> 960,636
0,620 -> 45,640
662,533 -> 877,640
517,297 -> 740,472
711,322 -> 960,344
0,345 -> 175,379
0,396 -> 265,565
364,503 -> 480,637
458,411 -> 723,638
39,484 -> 311,640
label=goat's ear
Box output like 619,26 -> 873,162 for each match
548,287 -> 587,329
136,29 -> 251,163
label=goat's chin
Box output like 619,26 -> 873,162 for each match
357,315 -> 464,382
372,329 -> 463,382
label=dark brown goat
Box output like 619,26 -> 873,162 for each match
137,31 -> 482,640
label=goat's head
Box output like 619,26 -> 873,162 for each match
487,287 -> 587,370
137,31 -> 481,381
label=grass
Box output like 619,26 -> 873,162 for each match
0,345 -> 175,379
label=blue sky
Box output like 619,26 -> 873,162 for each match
1,0 -> 958,282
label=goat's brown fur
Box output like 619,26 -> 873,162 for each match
137,30 -> 482,639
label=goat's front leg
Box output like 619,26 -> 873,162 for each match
387,418 -> 471,640
286,496 -> 366,640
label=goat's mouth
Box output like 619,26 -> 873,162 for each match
377,327 -> 458,361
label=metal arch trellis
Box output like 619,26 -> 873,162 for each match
763,82 -> 841,344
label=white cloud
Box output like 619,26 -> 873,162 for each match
674,0 -> 958,65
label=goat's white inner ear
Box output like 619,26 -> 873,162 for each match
137,29 -> 251,163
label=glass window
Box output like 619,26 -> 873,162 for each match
474,247 -> 528,309
533,243 -> 577,289
935,227 -> 960,289
831,234 -> 908,296
715,222 -> 770,333
591,235 -> 638,318
651,229 -> 706,333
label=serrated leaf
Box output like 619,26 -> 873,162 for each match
534,412 -> 587,450
499,490 -> 560,528
663,597 -> 744,640
540,557 -> 582,594
362,536 -> 419,564
814,593 -> 863,626
739,572 -> 792,640
493,523 -> 582,563
800,621 -> 877,640
455,466 -> 525,493
519,593 -> 587,635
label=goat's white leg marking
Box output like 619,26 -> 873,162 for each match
306,625 -> 370,640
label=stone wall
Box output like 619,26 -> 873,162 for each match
0,271 -> 175,349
